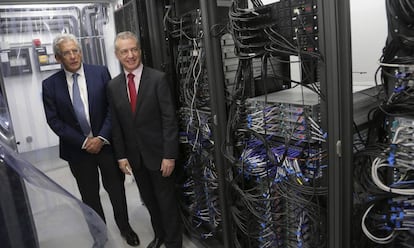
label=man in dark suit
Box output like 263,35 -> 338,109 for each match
42,33 -> 139,247
107,31 -> 182,248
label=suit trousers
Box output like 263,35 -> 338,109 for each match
68,148 -> 130,233
133,165 -> 183,248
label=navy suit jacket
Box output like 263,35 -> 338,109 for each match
107,66 -> 179,170
42,64 -> 112,162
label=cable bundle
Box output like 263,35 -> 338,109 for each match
226,9 -> 326,241
230,130 -> 326,247
354,111 -> 414,247
378,72 -> 414,116
164,7 -> 203,40
230,159 -> 283,248
245,102 -> 326,145
179,152 -> 222,240
228,2 -> 274,58
385,0 -> 414,50
166,7 -> 223,242
280,185 -> 326,248
361,196 -> 414,246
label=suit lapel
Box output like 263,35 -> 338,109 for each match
56,70 -> 76,117
116,73 -> 136,120
83,65 -> 95,118
135,67 -> 148,115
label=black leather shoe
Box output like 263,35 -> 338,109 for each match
121,229 -> 140,247
147,237 -> 163,248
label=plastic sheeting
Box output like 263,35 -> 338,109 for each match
0,142 -> 117,248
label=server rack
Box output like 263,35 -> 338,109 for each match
109,0 -> 414,247
120,0 -> 352,247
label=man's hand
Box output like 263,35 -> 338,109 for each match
160,159 -> 175,177
84,137 -> 104,154
118,159 -> 132,175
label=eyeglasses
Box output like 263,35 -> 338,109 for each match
61,49 -> 80,58
118,47 -> 139,57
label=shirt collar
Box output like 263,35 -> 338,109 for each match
123,63 -> 143,78
64,64 -> 84,79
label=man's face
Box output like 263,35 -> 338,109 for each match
55,40 -> 82,73
115,38 -> 141,72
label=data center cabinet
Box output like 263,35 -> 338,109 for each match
351,1 -> 414,247
119,0 -> 414,247
163,0 -> 328,247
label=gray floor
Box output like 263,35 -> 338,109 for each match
21,146 -> 198,248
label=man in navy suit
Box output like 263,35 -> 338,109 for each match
42,33 -> 139,247
107,31 -> 182,248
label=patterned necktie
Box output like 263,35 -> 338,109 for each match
127,73 -> 137,113
72,73 -> 91,136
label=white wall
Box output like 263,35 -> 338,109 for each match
350,0 -> 387,85
3,55 -> 58,153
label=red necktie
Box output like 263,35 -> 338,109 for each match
127,73 -> 137,113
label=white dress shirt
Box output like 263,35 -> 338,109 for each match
124,63 -> 143,101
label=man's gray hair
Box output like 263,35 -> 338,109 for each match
53,33 -> 80,55
114,31 -> 141,50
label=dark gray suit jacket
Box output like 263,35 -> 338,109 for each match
107,66 -> 179,170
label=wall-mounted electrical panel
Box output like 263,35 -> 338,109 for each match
0,48 -> 32,77
33,41 -> 61,72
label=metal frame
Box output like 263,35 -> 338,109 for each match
318,0 -> 353,247
200,1 -> 232,248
